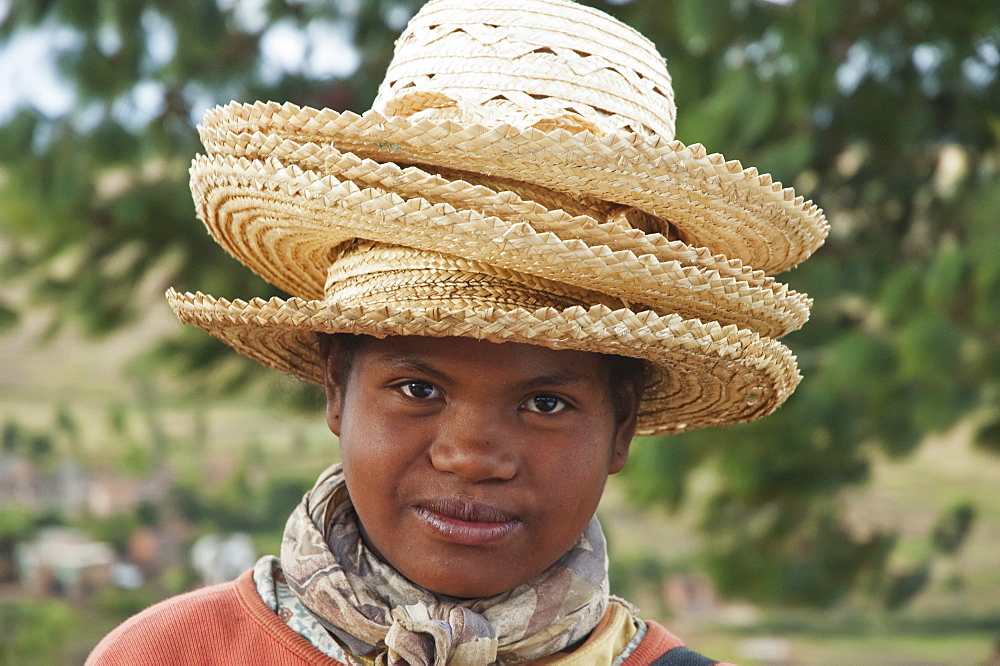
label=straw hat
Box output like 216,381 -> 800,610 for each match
168,0 -> 828,436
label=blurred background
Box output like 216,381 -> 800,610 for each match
1,0 -> 998,663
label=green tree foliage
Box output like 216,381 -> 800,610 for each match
0,598 -> 75,664
0,507 -> 36,566
931,502 -> 976,556
0,0 -> 417,375
616,0 -> 1000,607
1,0 -> 998,608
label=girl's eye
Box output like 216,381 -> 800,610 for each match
524,395 -> 567,414
399,381 -> 440,400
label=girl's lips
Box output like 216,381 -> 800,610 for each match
414,498 -> 522,546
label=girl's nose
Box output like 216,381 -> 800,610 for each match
428,406 -> 517,483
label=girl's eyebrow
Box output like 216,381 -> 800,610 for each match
375,354 -> 451,383
514,371 -> 591,392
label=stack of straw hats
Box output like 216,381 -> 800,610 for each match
167,0 -> 828,436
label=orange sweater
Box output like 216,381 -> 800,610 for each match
87,570 -> 696,665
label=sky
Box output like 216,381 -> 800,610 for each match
0,1 -> 360,128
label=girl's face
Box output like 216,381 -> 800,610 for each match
325,335 -> 636,598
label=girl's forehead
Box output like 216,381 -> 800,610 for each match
353,336 -> 611,385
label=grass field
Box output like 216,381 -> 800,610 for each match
2,295 -> 999,665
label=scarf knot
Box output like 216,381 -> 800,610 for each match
382,603 -> 498,665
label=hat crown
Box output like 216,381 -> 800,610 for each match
323,239 -> 624,312
373,0 -> 677,138
178,0 -> 827,435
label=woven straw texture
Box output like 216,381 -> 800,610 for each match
168,0 -> 827,435
189,153 -> 810,339
202,100 -> 827,276
167,289 -> 801,436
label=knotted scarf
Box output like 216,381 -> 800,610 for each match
280,463 -> 610,665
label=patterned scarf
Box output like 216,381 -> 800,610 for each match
280,463 -> 610,665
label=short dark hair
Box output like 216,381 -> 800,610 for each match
317,332 -> 363,388
316,332 -> 647,424
603,353 -> 648,424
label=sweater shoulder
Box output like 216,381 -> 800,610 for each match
86,576 -> 246,665
86,569 -> 342,666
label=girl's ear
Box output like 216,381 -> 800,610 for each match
608,383 -> 640,475
323,339 -> 344,437
325,381 -> 343,436
608,414 -> 636,474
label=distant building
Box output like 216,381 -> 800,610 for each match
0,454 -> 42,506
0,454 -> 171,517
191,533 -> 257,585
15,527 -> 116,600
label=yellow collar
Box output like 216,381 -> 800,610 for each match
528,600 -> 638,665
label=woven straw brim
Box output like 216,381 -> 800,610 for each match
166,289 -> 801,436
201,101 -> 828,276
190,152 -> 811,339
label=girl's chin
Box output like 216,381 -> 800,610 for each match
398,557 -> 549,598
412,576 -> 519,599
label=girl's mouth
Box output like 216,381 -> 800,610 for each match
414,498 -> 522,546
